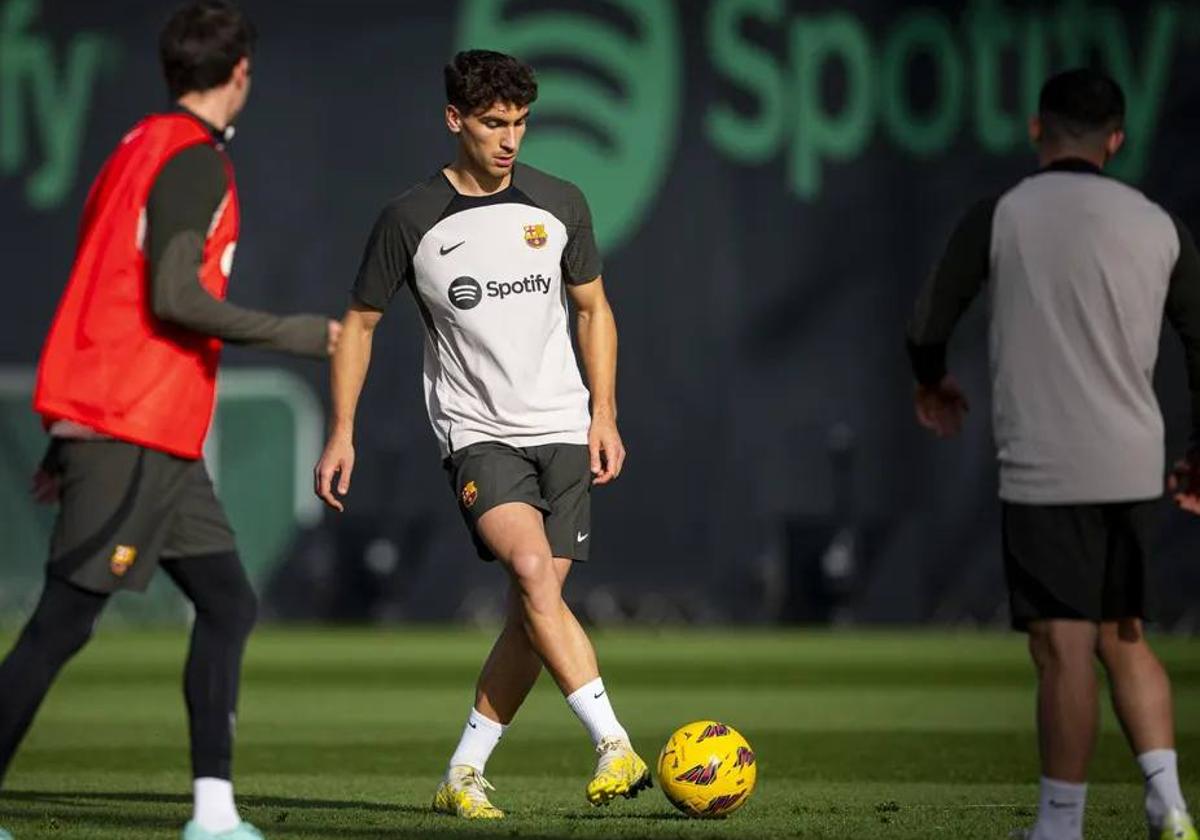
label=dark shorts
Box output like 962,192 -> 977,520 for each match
444,441 -> 592,562
1002,499 -> 1158,631
47,439 -> 236,594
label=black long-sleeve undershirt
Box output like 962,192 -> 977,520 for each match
1165,215 -> 1200,447
905,197 -> 996,387
145,142 -> 327,357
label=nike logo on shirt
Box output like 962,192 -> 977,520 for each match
440,241 -> 465,256
576,532 -> 589,543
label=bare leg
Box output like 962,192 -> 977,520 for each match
474,556 -> 573,724
1097,618 -> 1174,754
1022,620 -> 1100,840
1098,618 -> 1190,829
1027,619 -> 1100,782
475,502 -> 598,695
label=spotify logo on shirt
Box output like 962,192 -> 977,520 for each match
448,276 -> 482,310
448,275 -> 553,310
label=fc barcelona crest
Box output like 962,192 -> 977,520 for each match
523,223 -> 547,249
461,480 -> 479,509
110,545 -> 138,577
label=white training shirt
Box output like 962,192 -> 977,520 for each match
353,164 -> 603,457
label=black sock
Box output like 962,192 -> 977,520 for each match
0,576 -> 108,783
161,552 -> 257,780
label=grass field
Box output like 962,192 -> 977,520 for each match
0,628 -> 1196,839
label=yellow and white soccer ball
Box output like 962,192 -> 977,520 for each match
656,720 -> 757,818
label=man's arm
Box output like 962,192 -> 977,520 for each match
1164,215 -> 1200,514
147,144 -> 333,357
906,197 -> 996,382
551,179 -> 623,482
906,197 -> 996,437
567,277 -> 625,484
314,203 -> 412,510
314,304 -> 381,511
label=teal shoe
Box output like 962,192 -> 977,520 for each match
0,827 -> 12,839
182,822 -> 263,840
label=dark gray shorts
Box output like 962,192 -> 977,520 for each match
444,441 -> 592,562
47,439 -> 236,594
1002,499 -> 1157,631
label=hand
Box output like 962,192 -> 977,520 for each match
31,468 -> 61,504
326,319 -> 343,357
1168,450 -> 1200,515
914,375 -> 970,438
314,432 -> 354,512
588,415 -> 626,485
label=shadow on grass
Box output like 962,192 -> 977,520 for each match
0,789 -> 407,811
0,791 -> 696,838
0,803 -> 656,840
0,790 -> 428,837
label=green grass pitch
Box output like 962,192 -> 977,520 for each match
0,628 -> 1196,838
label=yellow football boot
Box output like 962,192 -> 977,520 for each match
586,736 -> 652,806
432,765 -> 504,819
1157,809 -> 1198,840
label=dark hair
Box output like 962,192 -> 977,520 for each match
444,50 -> 538,115
160,0 -> 256,99
1038,68 -> 1125,145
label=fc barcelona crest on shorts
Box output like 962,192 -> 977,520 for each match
461,480 -> 479,509
110,544 -> 137,577
523,223 -> 547,249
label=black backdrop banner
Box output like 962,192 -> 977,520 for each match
2,0 -> 1199,626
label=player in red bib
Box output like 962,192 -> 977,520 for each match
0,3 -> 337,839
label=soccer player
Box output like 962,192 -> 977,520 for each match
0,3 -> 338,839
906,68 -> 1198,840
314,50 -> 649,818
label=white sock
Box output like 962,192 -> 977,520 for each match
1031,777 -> 1086,840
1138,749 -> 1189,826
566,677 -> 628,747
448,708 -> 505,775
193,777 -> 240,833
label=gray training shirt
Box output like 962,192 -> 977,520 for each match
353,163 -> 603,457
907,158 -> 1200,504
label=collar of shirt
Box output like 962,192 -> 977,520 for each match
1040,157 -> 1104,176
175,105 -> 236,148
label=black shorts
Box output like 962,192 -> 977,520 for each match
1001,499 -> 1158,631
444,441 -> 592,562
46,439 -> 236,594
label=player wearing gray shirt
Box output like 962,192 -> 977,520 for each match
351,162 -> 599,457
906,69 -> 1198,840
315,50 -> 650,820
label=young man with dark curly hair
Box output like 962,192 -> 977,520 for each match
315,49 -> 649,819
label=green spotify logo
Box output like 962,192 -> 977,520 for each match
705,0 -> 1183,200
1,0 -> 120,210
457,0 -> 682,254
459,0 -> 1191,254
